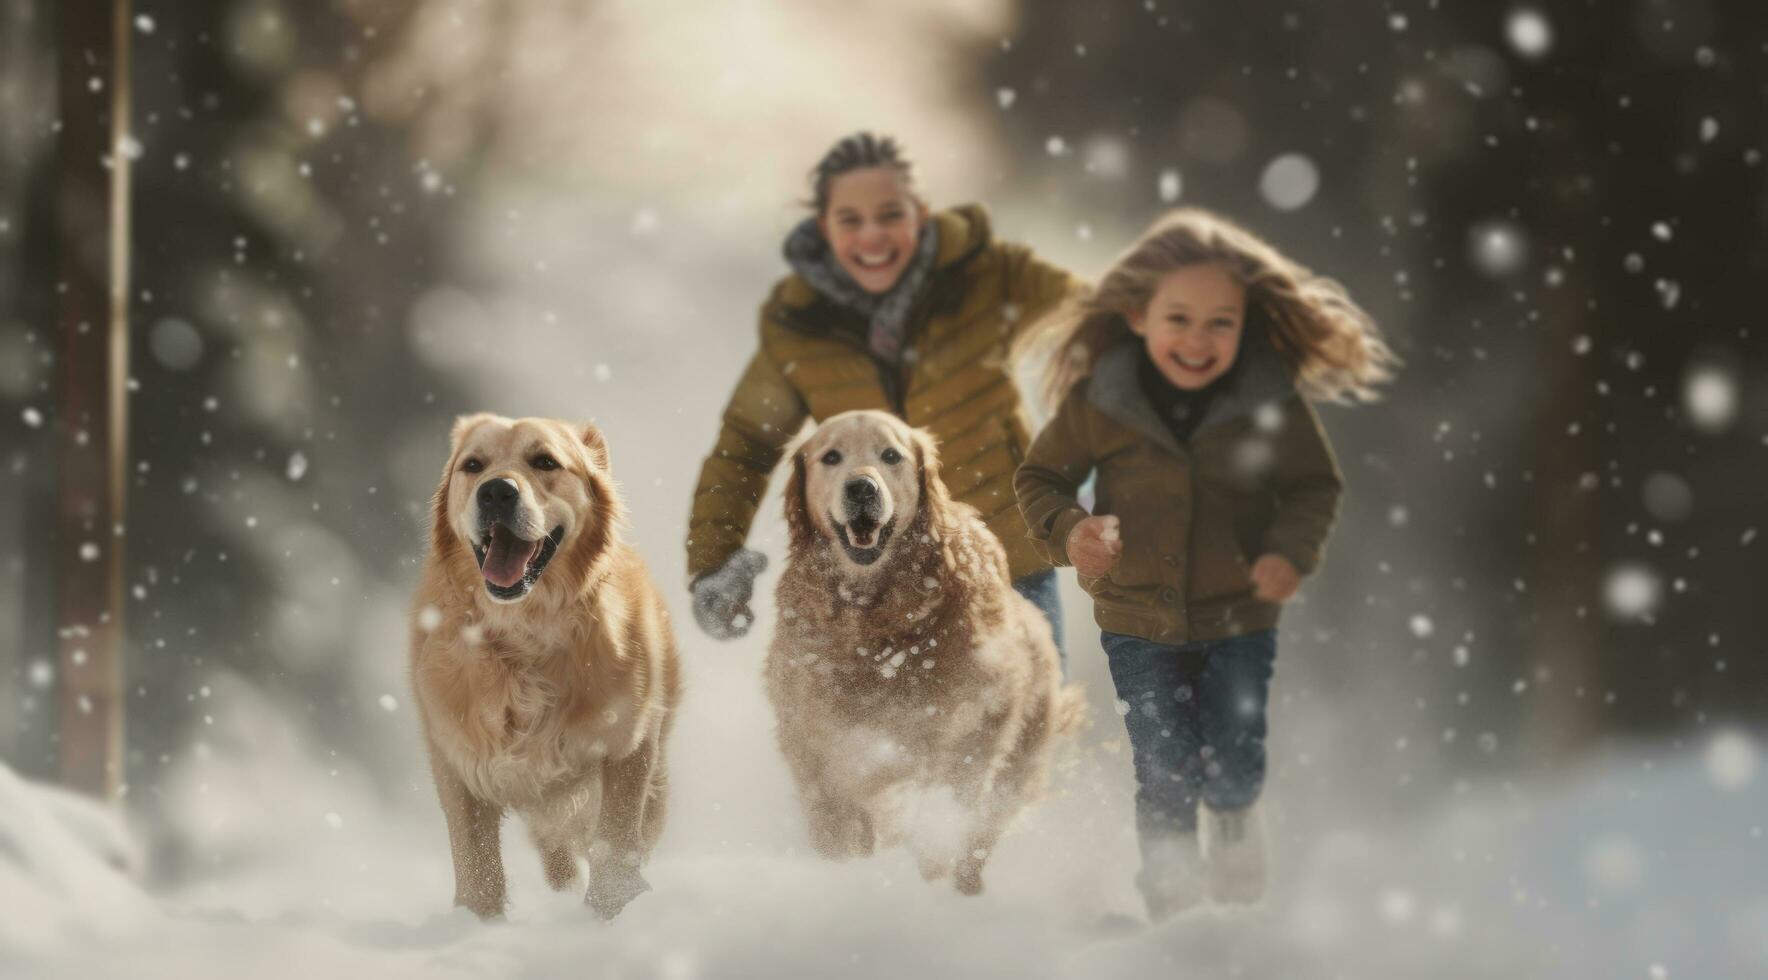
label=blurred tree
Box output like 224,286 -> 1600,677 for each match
0,0 -> 60,773
54,0 -> 134,799
1534,0 -> 1768,735
115,0 -> 502,811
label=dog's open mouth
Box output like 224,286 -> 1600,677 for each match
472,524 -> 565,600
833,513 -> 894,566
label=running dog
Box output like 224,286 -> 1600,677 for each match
767,410 -> 1083,894
411,414 -> 679,919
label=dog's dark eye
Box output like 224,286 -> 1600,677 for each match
462,458 -> 484,474
820,449 -> 842,465
531,454 -> 560,472
880,447 -> 903,465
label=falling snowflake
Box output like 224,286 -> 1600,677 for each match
1654,278 -> 1680,309
1640,472 -> 1693,522
1083,136 -> 1130,179
1157,168 -> 1182,203
1683,364 -> 1737,432
150,318 -> 204,371
1506,9 -> 1553,59
1469,220 -> 1528,276
1707,730 -> 1756,790
1259,154 -> 1319,211
286,451 -> 308,482
1603,563 -> 1662,621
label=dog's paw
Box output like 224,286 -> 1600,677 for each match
809,809 -> 876,861
586,867 -> 651,920
916,853 -> 953,883
542,848 -> 580,891
952,860 -> 985,896
456,892 -> 508,921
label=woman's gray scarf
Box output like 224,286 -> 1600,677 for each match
782,216 -> 940,364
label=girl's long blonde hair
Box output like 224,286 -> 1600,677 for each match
1020,208 -> 1397,409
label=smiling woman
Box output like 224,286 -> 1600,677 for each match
685,132 -> 1088,659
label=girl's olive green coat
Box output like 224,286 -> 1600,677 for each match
687,205 -> 1081,583
1014,339 -> 1344,645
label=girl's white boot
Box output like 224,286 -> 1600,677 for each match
1201,801 -> 1267,905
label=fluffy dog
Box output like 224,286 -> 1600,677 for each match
410,414 -> 680,919
767,410 -> 1084,894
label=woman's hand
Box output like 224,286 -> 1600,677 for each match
691,548 -> 768,640
1066,515 -> 1123,578
1250,553 -> 1301,603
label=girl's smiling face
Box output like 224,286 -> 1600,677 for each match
1129,263 -> 1247,390
818,166 -> 926,294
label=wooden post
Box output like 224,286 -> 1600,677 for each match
54,0 -> 131,799
1525,24 -> 1605,760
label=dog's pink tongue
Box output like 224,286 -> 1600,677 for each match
482,525 -> 540,588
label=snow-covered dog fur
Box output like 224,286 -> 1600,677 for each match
768,410 -> 1084,894
410,414 -> 680,919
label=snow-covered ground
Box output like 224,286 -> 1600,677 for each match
5,642 -> 1764,980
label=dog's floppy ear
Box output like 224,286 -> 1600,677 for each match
430,420 -> 480,559
782,448 -> 816,550
579,422 -> 610,470
913,426 -> 957,533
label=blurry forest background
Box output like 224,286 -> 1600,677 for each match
2,0 -> 1765,976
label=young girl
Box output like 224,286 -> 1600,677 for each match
1015,209 -> 1394,919
687,132 -> 1084,656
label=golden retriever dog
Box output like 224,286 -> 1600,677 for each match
768,410 -> 1084,894
410,414 -> 680,920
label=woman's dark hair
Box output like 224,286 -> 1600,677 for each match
809,131 -> 915,214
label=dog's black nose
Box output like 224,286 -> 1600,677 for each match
477,478 -> 519,514
844,477 -> 880,504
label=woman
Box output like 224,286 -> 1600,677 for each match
685,132 -> 1084,658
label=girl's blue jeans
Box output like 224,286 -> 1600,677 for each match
1099,628 -> 1277,847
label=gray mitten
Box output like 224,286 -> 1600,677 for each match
690,548 -> 768,640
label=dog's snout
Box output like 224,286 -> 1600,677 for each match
477,477 -> 520,516
844,476 -> 881,504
